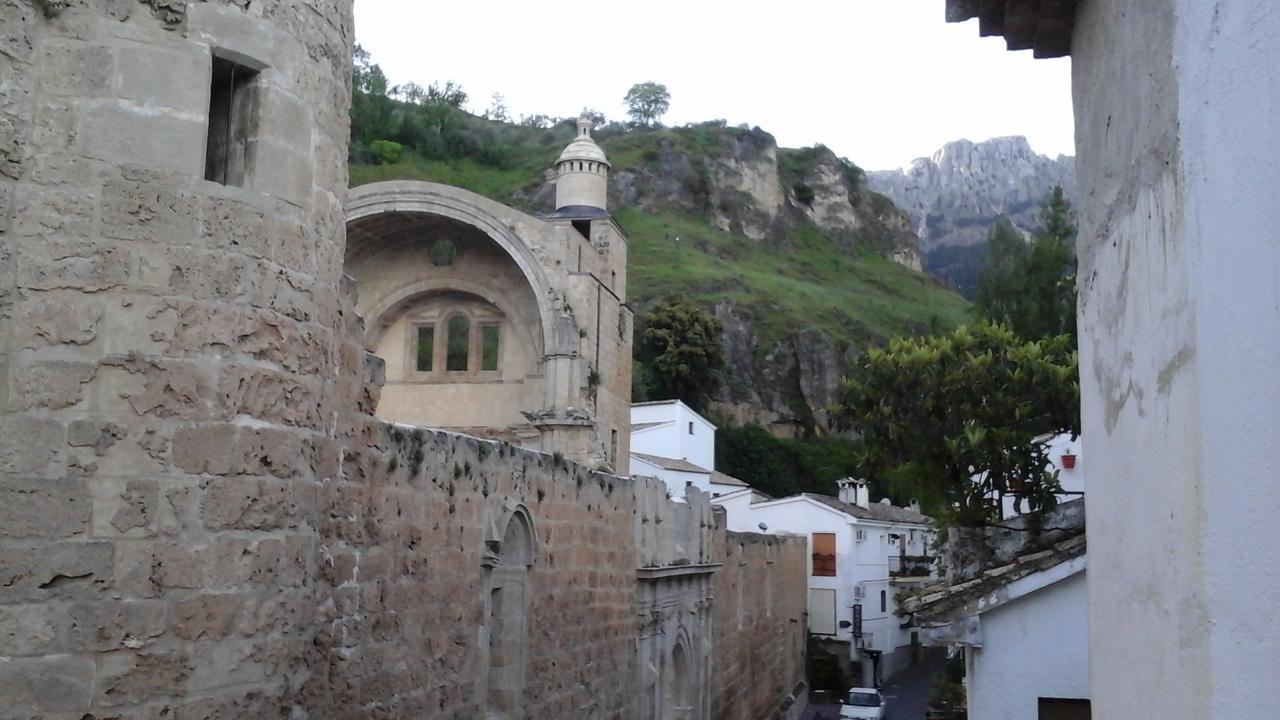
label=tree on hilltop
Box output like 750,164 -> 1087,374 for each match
624,82 -> 671,127
634,295 -> 724,411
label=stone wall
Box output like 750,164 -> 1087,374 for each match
711,528 -> 809,720
0,1 -> 353,717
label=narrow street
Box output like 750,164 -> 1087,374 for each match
801,655 -> 945,720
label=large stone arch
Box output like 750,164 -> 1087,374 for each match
346,181 -> 558,355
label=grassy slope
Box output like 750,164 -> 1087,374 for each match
348,124 -> 971,349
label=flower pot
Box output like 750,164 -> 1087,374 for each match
1060,453 -> 1077,469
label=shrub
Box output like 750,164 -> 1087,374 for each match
368,139 -> 403,165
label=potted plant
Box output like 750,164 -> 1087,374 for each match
1060,453 -> 1077,469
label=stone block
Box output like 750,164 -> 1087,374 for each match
248,138 -> 313,208
96,651 -> 194,706
216,365 -> 325,431
66,418 -> 128,456
151,540 -> 207,590
173,593 -> 241,640
235,427 -> 305,478
15,237 -> 130,292
201,476 -> 310,530
0,655 -> 95,713
64,599 -> 166,652
35,41 -> 112,98
0,477 -> 90,538
0,541 -> 112,602
200,193 -> 269,257
173,423 -> 238,475
116,41 -> 210,113
12,294 -> 104,349
106,357 -> 213,420
187,3 -> 282,72
133,246 -> 252,301
11,185 -> 96,238
100,175 -> 200,243
82,100 -> 204,176
29,97 -> 80,150
8,359 -> 97,410
91,478 -> 159,536
0,415 -> 65,476
0,604 -> 59,655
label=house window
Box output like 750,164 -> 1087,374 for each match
880,590 -> 887,613
610,429 -> 619,466
415,325 -> 435,372
1038,698 -> 1092,720
205,56 -> 260,185
446,314 -> 470,371
688,421 -> 694,435
481,323 -> 500,371
811,532 -> 836,577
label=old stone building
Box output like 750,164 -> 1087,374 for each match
345,114 -> 631,473
0,2 -> 805,719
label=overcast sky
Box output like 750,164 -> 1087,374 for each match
353,1 -> 1074,171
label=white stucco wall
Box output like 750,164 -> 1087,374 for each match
1074,2 -> 1280,717
630,401 -> 717,472
968,571 -> 1089,720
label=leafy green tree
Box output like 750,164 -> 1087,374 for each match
975,187 -> 1078,341
834,323 -> 1079,525
624,82 -> 671,127
635,296 -> 724,411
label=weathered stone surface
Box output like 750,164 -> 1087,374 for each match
107,357 -> 213,419
0,655 -> 96,713
97,651 -> 194,706
173,423 -> 238,475
0,604 -> 59,655
100,176 -> 201,243
0,542 -> 113,602
67,418 -> 127,455
64,599 -> 166,652
0,415 -> 64,475
9,359 -> 96,409
173,593 -> 240,640
35,41 -> 112,97
13,294 -> 104,348
0,477 -> 90,537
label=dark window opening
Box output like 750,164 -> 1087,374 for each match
205,56 -> 260,185
610,429 -> 619,466
572,219 -> 591,240
446,314 -> 470,371
415,325 -> 435,372
688,421 -> 694,435
880,590 -> 887,613
481,324 -> 500,371
1038,698 -> 1091,720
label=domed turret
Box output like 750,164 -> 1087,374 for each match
554,111 -> 610,211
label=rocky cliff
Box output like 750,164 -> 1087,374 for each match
868,136 -> 1075,296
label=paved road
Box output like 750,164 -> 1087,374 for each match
800,655 -> 945,720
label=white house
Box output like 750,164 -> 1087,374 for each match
714,479 -> 934,687
981,433 -> 1085,520
629,400 -> 750,498
903,503 -> 1089,720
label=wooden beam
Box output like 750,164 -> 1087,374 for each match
1004,0 -> 1042,51
1034,14 -> 1075,58
978,0 -> 1006,36
945,0 -> 982,22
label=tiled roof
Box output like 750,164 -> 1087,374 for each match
945,0 -> 1077,59
631,452 -> 710,474
803,493 -> 933,525
710,471 -> 749,487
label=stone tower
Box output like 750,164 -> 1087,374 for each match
554,111 -> 610,211
0,1 -> 354,715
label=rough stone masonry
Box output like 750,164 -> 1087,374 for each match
0,2 -> 807,718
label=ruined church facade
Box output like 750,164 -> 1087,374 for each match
0,2 -> 805,719
344,134 -> 633,474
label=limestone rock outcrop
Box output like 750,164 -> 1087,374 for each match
868,136 -> 1076,295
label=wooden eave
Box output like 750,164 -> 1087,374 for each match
946,0 -> 1077,58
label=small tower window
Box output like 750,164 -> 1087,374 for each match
446,314 -> 470,371
205,56 -> 260,185
480,323 -> 500,371
415,324 -> 435,372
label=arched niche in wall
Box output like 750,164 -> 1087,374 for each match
480,504 -> 536,719
662,631 -> 695,720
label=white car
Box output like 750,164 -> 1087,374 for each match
839,687 -> 886,719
